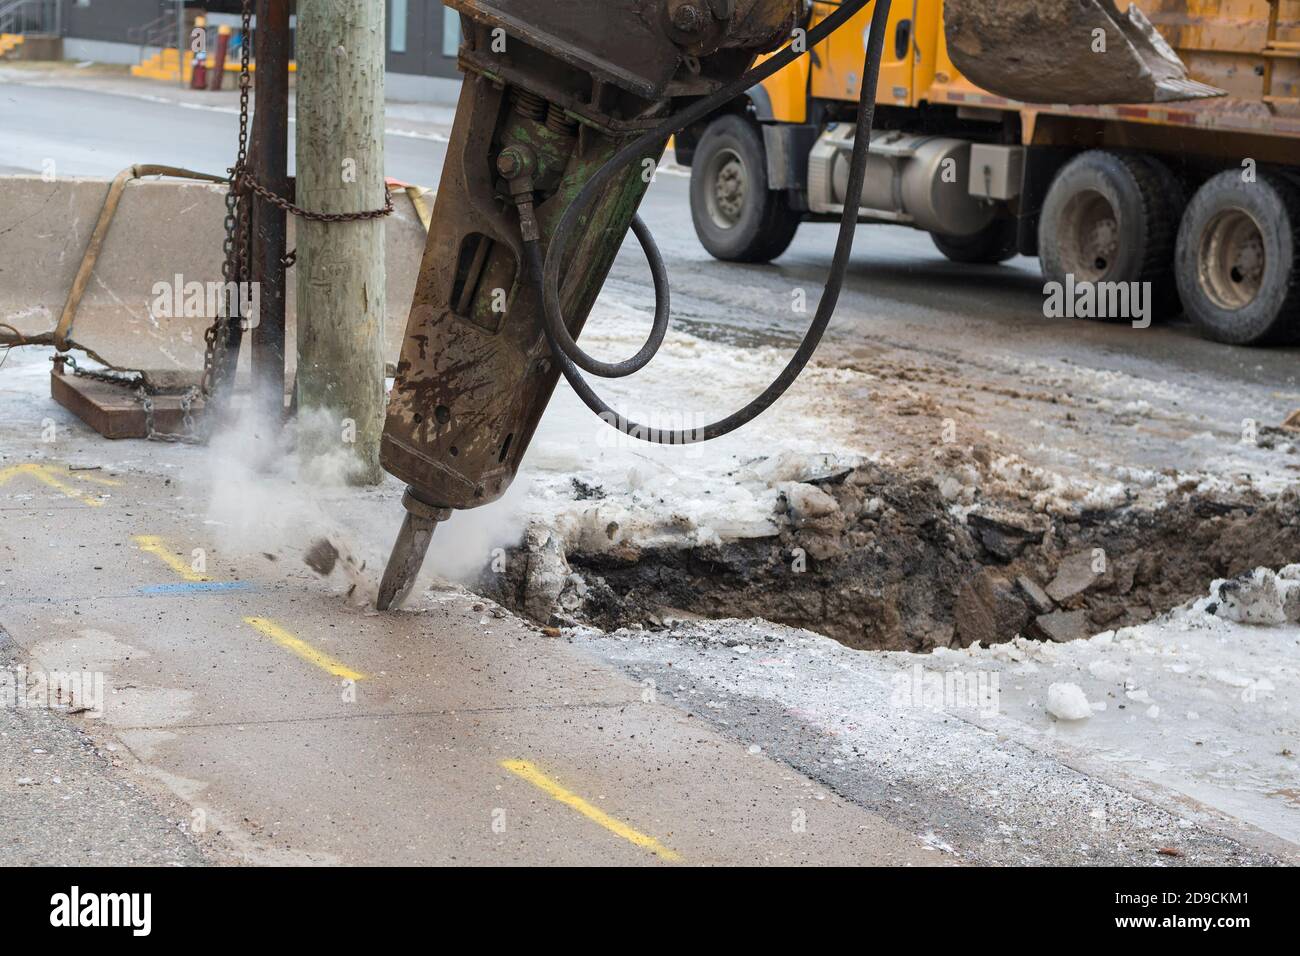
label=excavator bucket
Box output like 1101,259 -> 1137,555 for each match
943,0 -> 1224,104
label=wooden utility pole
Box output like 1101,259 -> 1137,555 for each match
295,0 -> 387,484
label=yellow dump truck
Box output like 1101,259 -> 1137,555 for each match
679,0 -> 1300,345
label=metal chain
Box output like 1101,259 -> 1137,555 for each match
244,175 -> 396,222
231,0 -> 393,225
60,354 -> 146,390
136,384 -> 204,445
203,0 -> 256,407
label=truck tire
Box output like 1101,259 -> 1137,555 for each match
1038,150 -> 1182,320
690,114 -> 801,263
1175,170 -> 1300,346
931,218 -> 1018,264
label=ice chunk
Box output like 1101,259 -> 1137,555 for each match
1046,682 -> 1092,721
1209,568 -> 1300,626
776,482 -> 840,522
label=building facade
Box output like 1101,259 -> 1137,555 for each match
49,1 -> 462,98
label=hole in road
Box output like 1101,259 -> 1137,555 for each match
476,462 -> 1300,652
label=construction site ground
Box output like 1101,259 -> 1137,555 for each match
2,64 -> 1298,866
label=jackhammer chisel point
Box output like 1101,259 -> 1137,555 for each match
375,491 -> 452,612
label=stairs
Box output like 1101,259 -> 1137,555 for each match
130,46 -> 297,83
131,47 -> 194,83
0,33 -> 24,59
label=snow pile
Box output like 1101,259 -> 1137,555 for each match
1018,358 -> 1299,501
927,568 -> 1300,843
518,302 -> 871,554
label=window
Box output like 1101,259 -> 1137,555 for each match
442,7 -> 460,57
390,0 -> 407,54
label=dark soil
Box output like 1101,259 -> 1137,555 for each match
478,461 -> 1300,652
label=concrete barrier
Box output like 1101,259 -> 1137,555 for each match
0,172 -> 431,381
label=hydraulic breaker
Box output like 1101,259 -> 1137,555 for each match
377,1 -> 805,608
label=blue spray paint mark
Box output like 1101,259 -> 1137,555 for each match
137,581 -> 253,596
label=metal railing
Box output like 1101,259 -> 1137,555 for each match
127,8 -> 182,63
0,0 -> 60,36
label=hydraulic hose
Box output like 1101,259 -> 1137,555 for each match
570,213 -> 671,379
524,0 -> 891,444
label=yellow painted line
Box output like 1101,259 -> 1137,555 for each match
501,759 -> 682,863
244,617 -> 367,682
0,463 -> 120,508
133,534 -> 209,582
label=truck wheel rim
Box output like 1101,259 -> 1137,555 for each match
1059,189 -> 1119,281
705,148 -> 747,229
1197,208 -> 1265,311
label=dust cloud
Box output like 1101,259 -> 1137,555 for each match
202,403 -> 531,608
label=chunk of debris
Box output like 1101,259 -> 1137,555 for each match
1111,555 -> 1139,595
1210,568 -> 1300,626
967,509 -> 1044,562
953,570 -> 1031,647
1088,602 -> 1127,627
1046,550 -> 1106,604
1034,609 -> 1093,644
303,538 -> 339,577
570,477 -> 605,500
777,482 -> 840,527
756,451 -> 859,485
1015,575 -> 1055,615
1045,682 -> 1092,721
522,528 -> 571,623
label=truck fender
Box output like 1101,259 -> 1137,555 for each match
673,86 -> 772,168
762,123 -> 820,193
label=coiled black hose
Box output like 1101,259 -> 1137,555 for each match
570,213 -> 671,379
525,0 -> 892,443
